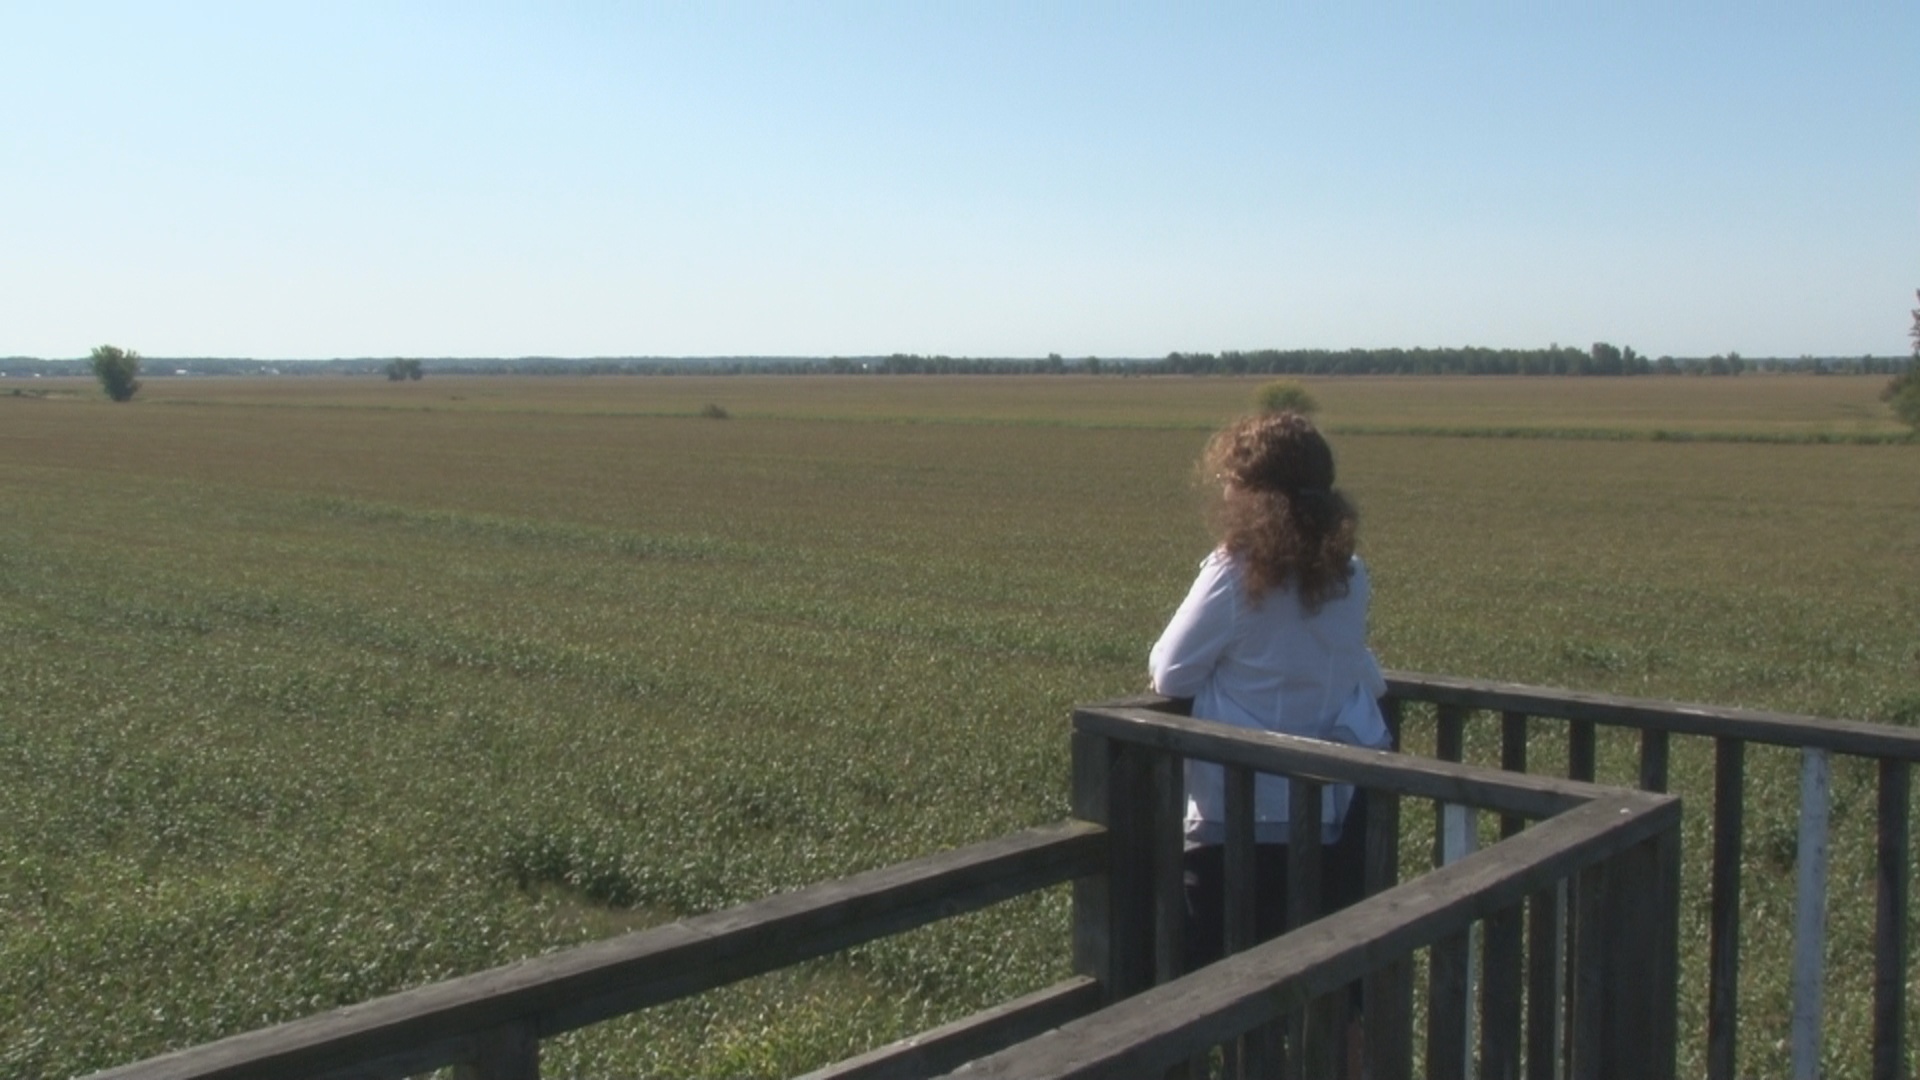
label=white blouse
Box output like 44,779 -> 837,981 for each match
1149,550 -> 1388,845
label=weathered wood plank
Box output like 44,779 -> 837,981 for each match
1524,883 -> 1563,1080
1152,750 -> 1187,986
1069,731 -> 1115,997
1436,704 -> 1466,764
1481,898 -> 1524,1080
84,822 -> 1106,1080
1223,764 -> 1257,958
1383,671 -> 1920,762
1073,707 -> 1605,822
449,1022 -> 537,1080
1500,711 -> 1528,839
1430,705 -> 1477,1080
1599,836 -> 1679,1080
1639,728 -> 1670,793
1567,862 -> 1605,1080
1873,759 -> 1910,1080
797,978 -> 1102,1080
1286,780 -> 1323,933
1221,764 -> 1266,1079
1426,927 -> 1471,1080
1567,721 -> 1595,784
1707,737 -> 1745,1080
1791,748 -> 1831,1080
1363,789 -> 1412,1080
1105,742 -> 1158,1002
1287,779 -> 1327,1080
943,795 -> 1678,1080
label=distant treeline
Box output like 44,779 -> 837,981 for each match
3,348 -> 1911,379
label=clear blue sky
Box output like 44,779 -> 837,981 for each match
4,3 -> 1914,360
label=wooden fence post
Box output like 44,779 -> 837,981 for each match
1595,827 -> 1681,1080
1072,728 -> 1153,1002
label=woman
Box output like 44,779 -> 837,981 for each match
1149,411 -> 1389,968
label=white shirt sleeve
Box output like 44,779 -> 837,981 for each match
1149,552 -> 1239,699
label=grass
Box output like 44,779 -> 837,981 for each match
87,369 -> 1916,440
1,374 -> 1916,1077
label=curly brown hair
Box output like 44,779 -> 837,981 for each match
1201,411 -> 1358,611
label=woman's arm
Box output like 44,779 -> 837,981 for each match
1148,553 -> 1239,699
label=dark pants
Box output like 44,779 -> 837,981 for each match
1182,791 -> 1370,973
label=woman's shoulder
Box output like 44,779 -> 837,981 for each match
1198,547 -> 1249,583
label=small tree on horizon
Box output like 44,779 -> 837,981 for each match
1253,378 -> 1318,416
1885,291 -> 1920,432
89,345 -> 142,402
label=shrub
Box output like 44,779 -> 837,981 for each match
700,403 -> 731,420
1882,369 -> 1920,431
90,345 -> 142,402
1253,379 -> 1317,416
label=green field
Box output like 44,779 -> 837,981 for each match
2,375 -> 1916,1077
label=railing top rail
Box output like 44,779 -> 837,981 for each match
1074,704 -> 1636,821
1384,670 -> 1920,762
945,792 -> 1680,1079
83,822 -> 1104,1080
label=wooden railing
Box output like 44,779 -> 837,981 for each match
84,689 -> 1686,1080
1051,699 -> 1681,1080
81,824 -> 1109,1080
1379,671 -> 1919,1080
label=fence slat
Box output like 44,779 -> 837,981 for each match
1287,779 -> 1326,1080
1501,711 -> 1529,838
1152,750 -> 1187,986
1364,789 -> 1412,1080
1436,704 -> 1466,764
1525,882 -> 1564,1080
1222,765 -> 1263,1080
1223,766 -> 1257,958
1567,721 -> 1596,784
1482,896 -> 1525,1080
1639,728 -> 1670,793
1792,748 -> 1832,1080
1873,759 -> 1910,1080
1707,736 -> 1745,1080
1567,861 -> 1606,1080
1287,780 -> 1324,932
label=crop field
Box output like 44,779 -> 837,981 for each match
1,374 -> 1916,1078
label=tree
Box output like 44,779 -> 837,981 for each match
1886,291 -> 1920,432
1590,342 -> 1623,375
1884,372 -> 1920,430
1253,379 -> 1318,415
90,345 -> 142,401
386,358 -> 423,381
